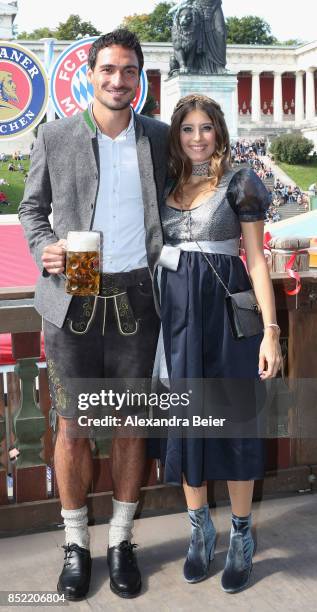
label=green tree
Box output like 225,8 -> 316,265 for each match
17,27 -> 56,39
148,2 -> 175,41
17,14 -> 101,41
280,39 -> 304,46
141,84 -> 158,117
122,2 -> 174,42
55,14 -> 101,39
123,14 -> 151,41
226,16 -> 277,45
270,134 -> 314,164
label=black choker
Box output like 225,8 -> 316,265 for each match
191,161 -> 210,176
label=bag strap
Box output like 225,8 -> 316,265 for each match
196,242 -> 262,317
195,241 -> 232,297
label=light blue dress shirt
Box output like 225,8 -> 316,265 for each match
91,109 -> 148,273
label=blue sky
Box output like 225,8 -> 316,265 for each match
15,0 -> 316,44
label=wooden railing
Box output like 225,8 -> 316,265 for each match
0,286 -> 45,505
1,276 -> 317,534
0,288 -> 159,533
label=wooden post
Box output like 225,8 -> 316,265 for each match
288,305 -> 317,466
13,358 -> 46,468
0,373 -> 7,505
0,373 -> 5,469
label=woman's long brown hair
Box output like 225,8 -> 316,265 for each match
168,94 -> 232,203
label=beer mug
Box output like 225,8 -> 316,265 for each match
65,231 -> 100,296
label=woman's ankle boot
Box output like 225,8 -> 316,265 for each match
221,513 -> 254,594
183,504 -> 216,583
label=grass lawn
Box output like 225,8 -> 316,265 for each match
277,158 -> 317,190
0,157 -> 30,215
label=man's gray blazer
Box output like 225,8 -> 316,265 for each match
19,109 -> 169,328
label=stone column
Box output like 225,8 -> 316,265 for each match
305,68 -> 316,121
251,71 -> 261,123
160,70 -> 170,123
41,38 -> 56,123
273,71 -> 283,123
295,71 -> 305,123
234,79 -> 239,130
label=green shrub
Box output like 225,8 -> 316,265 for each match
270,133 -> 314,164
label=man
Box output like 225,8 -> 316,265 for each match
19,29 -> 168,600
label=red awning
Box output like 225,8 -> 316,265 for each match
0,225 -> 39,288
0,224 -> 44,365
0,333 -> 46,365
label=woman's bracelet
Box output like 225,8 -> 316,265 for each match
264,323 -> 281,334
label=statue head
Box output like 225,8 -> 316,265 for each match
174,2 -> 201,31
178,7 -> 194,28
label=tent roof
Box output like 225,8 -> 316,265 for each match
265,211 -> 317,239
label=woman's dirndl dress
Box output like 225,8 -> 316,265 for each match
150,167 -> 271,487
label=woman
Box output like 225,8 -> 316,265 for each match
154,94 -> 281,593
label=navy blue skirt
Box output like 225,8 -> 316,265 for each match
149,251 -> 265,486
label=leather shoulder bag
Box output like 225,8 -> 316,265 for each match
196,243 -> 263,340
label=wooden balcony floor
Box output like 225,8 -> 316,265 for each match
1,492 -> 316,611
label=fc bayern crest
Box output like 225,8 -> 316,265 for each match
0,41 -> 49,140
50,37 -> 148,118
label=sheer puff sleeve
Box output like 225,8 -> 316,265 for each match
227,167 -> 271,222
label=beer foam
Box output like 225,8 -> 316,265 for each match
67,231 -> 100,252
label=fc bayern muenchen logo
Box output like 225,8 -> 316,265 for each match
50,37 -> 148,118
0,41 -> 48,140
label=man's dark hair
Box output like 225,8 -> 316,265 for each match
88,29 -> 144,74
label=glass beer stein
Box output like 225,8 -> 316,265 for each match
65,231 -> 100,296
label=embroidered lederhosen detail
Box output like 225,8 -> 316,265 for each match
99,272 -> 144,337
66,270 -> 149,337
99,275 -> 123,298
100,292 -> 139,336
47,358 -> 70,427
114,293 -> 139,336
68,296 -> 98,335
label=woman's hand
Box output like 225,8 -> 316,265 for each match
258,328 -> 282,380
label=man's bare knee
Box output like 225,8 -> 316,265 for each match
56,416 -> 90,454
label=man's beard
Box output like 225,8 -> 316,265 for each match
98,89 -> 136,112
103,99 -> 132,111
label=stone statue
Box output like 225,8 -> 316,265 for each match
169,0 -> 227,76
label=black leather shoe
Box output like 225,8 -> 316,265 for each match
107,541 -> 141,598
57,544 -> 92,601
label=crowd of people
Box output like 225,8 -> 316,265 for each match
8,161 -> 25,173
231,139 -> 309,223
0,150 -> 24,162
231,140 -> 274,179
273,178 -> 308,206
0,151 -> 28,212
231,138 -> 267,159
266,179 -> 309,222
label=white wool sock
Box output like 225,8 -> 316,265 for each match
61,505 -> 90,550
108,498 -> 139,548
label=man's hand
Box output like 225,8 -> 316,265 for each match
42,239 -> 67,274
